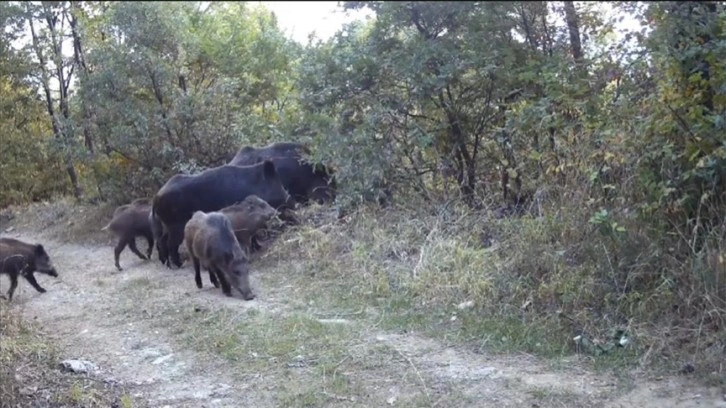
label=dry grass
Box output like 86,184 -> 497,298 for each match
2,196 -> 121,245
0,302 -> 139,408
256,197 -> 726,378
102,262 -> 472,406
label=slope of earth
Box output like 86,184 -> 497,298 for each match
0,201 -> 724,408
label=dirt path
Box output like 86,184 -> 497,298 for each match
3,226 -> 726,408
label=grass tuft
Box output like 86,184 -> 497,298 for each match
0,302 -> 137,407
177,305 -> 355,372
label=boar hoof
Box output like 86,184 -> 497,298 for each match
242,292 -> 256,301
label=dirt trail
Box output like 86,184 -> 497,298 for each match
3,226 -> 726,408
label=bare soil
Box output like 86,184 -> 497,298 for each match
1,202 -> 725,408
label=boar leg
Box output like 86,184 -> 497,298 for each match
114,238 -> 129,271
208,268 -> 220,288
144,232 -> 154,259
22,272 -> 47,294
158,232 -> 170,266
167,224 -> 186,269
7,273 -> 18,301
127,238 -> 148,261
192,256 -> 203,289
211,265 -> 232,296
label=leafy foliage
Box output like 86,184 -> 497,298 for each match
78,2 -> 301,201
0,2 -> 67,206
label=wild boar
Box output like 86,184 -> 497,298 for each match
219,195 -> 277,255
102,199 -> 154,271
0,237 -> 59,301
229,142 -> 337,205
184,211 -> 255,300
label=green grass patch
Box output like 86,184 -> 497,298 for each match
167,303 -> 376,405
177,305 -> 356,372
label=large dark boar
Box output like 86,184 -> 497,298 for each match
219,195 -> 277,254
184,211 -> 255,300
0,237 -> 59,302
152,160 -> 294,268
229,142 -> 336,206
102,199 -> 154,271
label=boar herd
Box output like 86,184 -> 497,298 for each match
0,142 -> 336,302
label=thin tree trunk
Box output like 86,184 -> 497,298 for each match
439,91 -> 476,205
563,1 -> 583,64
70,1 -> 95,155
27,4 -> 83,199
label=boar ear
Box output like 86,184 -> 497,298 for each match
34,244 -> 46,256
262,160 -> 277,179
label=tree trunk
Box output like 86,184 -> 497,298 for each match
28,3 -> 83,199
434,87 -> 475,205
70,1 -> 95,155
563,1 -> 583,64
150,69 -> 176,144
409,3 -> 479,207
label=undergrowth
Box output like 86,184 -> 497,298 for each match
267,191 -> 726,377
